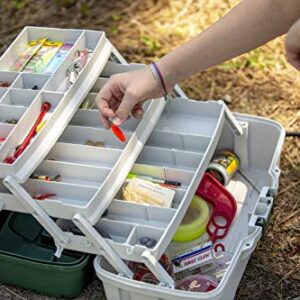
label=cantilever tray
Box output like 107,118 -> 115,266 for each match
0,26 -> 111,181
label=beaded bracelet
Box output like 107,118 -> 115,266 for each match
149,62 -> 170,101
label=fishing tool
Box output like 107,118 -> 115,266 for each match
111,124 -> 126,142
66,49 -> 91,87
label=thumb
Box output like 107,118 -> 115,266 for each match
113,89 -> 139,126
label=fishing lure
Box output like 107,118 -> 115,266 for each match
111,124 -> 126,143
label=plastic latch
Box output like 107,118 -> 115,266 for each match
54,243 -> 65,258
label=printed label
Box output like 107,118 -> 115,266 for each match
172,242 -> 212,273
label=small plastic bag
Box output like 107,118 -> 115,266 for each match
176,274 -> 218,292
23,41 -> 63,73
13,38 -> 47,71
122,178 -> 175,207
43,43 -> 73,74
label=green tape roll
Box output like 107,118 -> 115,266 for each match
172,195 -> 209,242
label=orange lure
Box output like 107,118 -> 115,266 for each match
111,124 -> 126,143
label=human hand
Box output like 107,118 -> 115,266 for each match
96,67 -> 168,129
285,18 -> 300,70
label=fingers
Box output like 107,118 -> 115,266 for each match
132,103 -> 144,119
286,52 -> 300,71
285,19 -> 300,71
96,80 -> 118,129
113,89 -> 139,126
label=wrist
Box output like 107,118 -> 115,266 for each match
156,60 -> 176,91
148,62 -> 171,100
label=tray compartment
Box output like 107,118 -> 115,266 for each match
106,200 -> 175,229
46,142 -> 121,167
0,124 -> 15,142
0,31 -> 79,73
12,73 -> 50,90
170,188 -> 188,209
39,91 -> 64,112
23,179 -> 97,205
131,163 -> 194,188
59,125 -> 131,149
0,89 -> 8,100
136,146 -> 203,171
95,219 -> 134,244
44,30 -> 104,92
80,93 -> 98,110
155,99 -> 221,136
147,130 -> 211,153
127,225 -> 165,247
100,62 -> 144,78
0,89 -> 39,107
0,27 -> 83,72
33,160 -> 111,187
90,77 -> 108,93
71,109 -> 139,132
0,105 -> 27,124
0,71 -> 19,87
0,92 -> 63,162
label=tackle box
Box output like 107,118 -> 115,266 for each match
0,211 -> 93,298
94,112 -> 285,300
0,26 -> 285,300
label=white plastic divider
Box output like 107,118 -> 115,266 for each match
34,159 -> 111,187
0,71 -> 20,87
46,142 -> 122,167
147,130 -> 211,152
0,89 -> 39,107
0,92 -> 61,164
131,163 -> 195,189
71,109 -> 140,132
0,89 -> 8,100
44,30 -> 102,92
104,200 -> 176,229
80,93 -> 98,110
0,124 -> 15,144
59,125 -> 132,149
23,179 -> 98,205
0,27 -> 83,72
136,146 -> 204,171
0,104 -> 27,123
90,77 -> 109,93
0,27 -> 112,180
100,61 -> 144,77
12,73 -> 50,90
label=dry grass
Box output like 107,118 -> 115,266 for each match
0,0 -> 299,299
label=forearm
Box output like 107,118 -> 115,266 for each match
158,0 -> 300,87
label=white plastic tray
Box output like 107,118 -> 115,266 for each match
0,26 -> 111,181
0,40 -> 190,274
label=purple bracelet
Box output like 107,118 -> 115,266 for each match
150,62 -> 169,101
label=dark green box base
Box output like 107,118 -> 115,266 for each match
0,211 -> 93,298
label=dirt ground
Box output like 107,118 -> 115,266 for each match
0,1 -> 299,299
